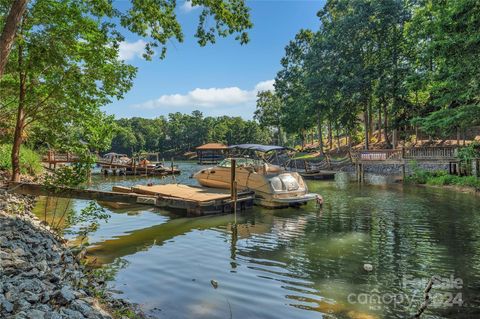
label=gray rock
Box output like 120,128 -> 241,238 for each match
44,311 -> 62,319
37,260 -> 48,272
2,299 -> 14,312
60,308 -> 85,319
40,292 -> 51,303
26,309 -> 45,319
55,286 -> 76,305
13,310 -> 27,319
15,299 -> 31,311
71,300 -> 96,317
0,257 -> 26,268
24,291 -> 40,303
13,247 -> 26,256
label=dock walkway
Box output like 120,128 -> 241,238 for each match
7,182 -> 254,217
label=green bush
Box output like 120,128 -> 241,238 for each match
406,161 -> 430,184
0,144 -> 43,175
406,163 -> 480,190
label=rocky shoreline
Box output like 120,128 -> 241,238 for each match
0,190 -> 146,319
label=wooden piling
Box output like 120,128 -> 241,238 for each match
230,159 -> 237,223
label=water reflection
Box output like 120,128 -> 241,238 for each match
33,162 -> 480,319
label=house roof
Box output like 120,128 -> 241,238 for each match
196,143 -> 228,150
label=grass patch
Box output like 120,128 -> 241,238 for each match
0,143 -> 43,175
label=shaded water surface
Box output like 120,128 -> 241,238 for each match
34,162 -> 480,319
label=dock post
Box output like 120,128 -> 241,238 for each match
360,163 -> 364,183
171,157 -> 176,182
230,159 -> 237,224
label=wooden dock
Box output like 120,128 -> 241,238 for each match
7,182 -> 254,217
299,170 -> 336,180
41,151 -> 181,176
114,184 -> 254,216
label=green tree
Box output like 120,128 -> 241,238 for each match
254,90 -> 282,145
0,0 -> 252,77
275,29 -> 315,149
1,0 -> 253,181
1,0 -> 135,181
407,0 -> 480,137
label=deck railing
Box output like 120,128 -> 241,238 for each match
352,146 -> 459,163
403,146 -> 457,160
356,149 -> 404,162
42,151 -> 122,165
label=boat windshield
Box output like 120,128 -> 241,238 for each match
218,158 -> 263,168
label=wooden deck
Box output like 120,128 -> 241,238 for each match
129,184 -> 254,215
7,182 -> 254,217
131,184 -> 235,201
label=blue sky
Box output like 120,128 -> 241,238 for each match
104,0 -> 325,119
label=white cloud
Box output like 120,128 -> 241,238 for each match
118,39 -> 146,61
133,80 -> 275,110
254,79 -> 275,92
181,0 -> 198,12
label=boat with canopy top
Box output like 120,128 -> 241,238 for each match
193,144 -> 319,208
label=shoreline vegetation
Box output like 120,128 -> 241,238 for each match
405,168 -> 480,194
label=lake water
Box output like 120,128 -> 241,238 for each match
34,162 -> 480,319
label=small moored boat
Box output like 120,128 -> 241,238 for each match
193,144 -> 318,208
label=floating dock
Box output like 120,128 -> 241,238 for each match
7,182 -> 254,217
299,170 -> 337,180
114,184 -> 254,216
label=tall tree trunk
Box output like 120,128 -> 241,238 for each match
383,101 -> 390,147
336,128 -> 340,151
317,113 -> 324,155
377,107 -> 382,141
392,129 -> 397,149
328,120 -> 333,150
368,101 -> 373,141
0,0 -> 28,78
11,43 -> 26,182
363,108 -> 369,150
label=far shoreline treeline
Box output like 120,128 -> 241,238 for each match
110,111 -> 272,157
